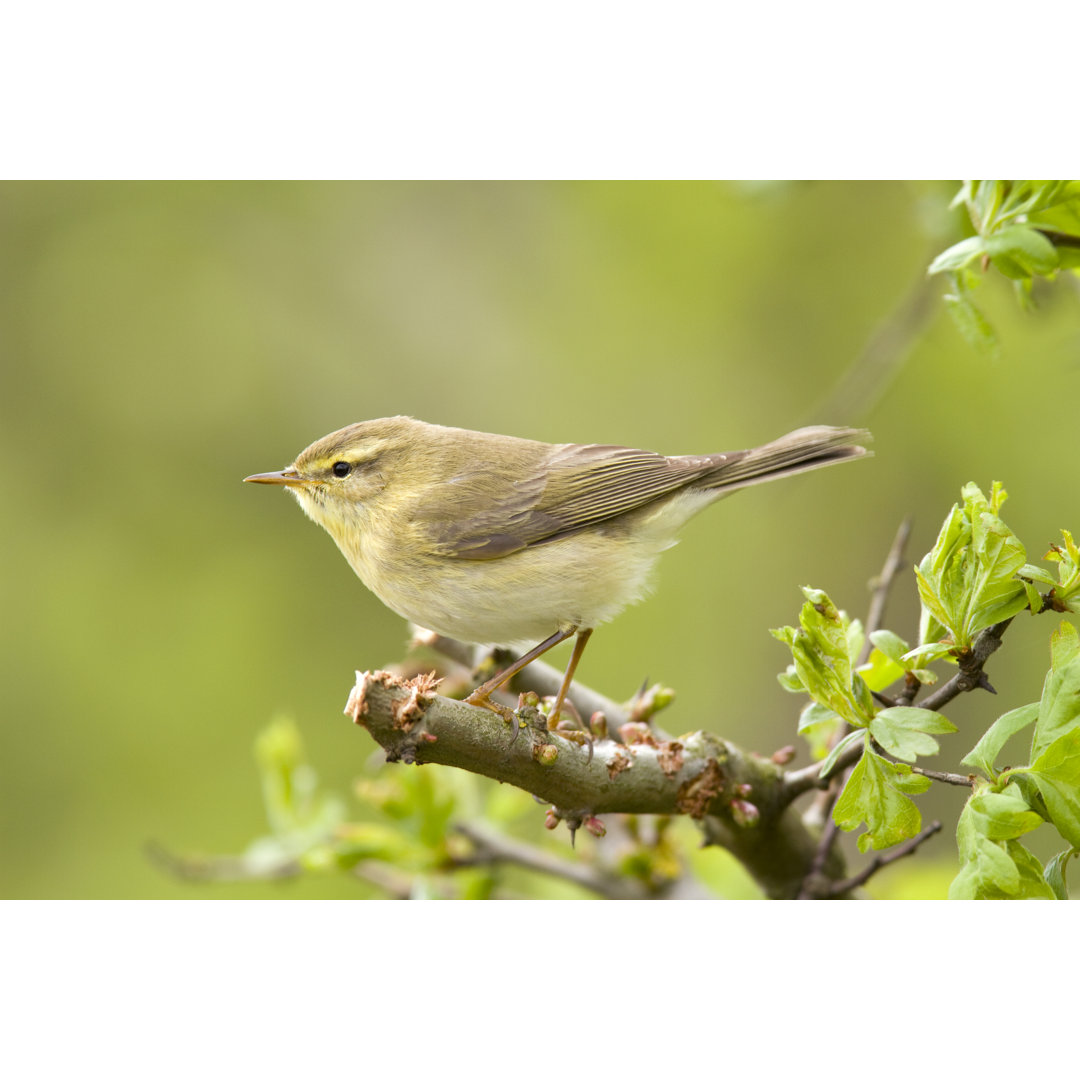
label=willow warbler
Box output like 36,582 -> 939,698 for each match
245,417 -> 868,727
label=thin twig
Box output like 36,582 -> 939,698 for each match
827,821 -> 943,897
453,822 -> 650,899
857,517 -> 913,666
909,765 -> 975,787
809,268 -> 940,425
796,816 -> 842,900
145,841 -> 301,882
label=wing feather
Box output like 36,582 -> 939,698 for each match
422,443 -> 723,560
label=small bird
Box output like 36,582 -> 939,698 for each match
245,417 -> 868,730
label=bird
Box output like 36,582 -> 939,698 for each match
245,416 -> 869,731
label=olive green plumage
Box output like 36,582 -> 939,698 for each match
246,416 -> 869,721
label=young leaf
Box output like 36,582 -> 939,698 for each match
943,292 -> 999,358
1025,727 -> 1080,847
868,629 -> 910,664
914,483 -> 1027,651
984,225 -> 1060,277
961,702 -> 1039,778
869,707 -> 957,763
819,728 -> 865,780
949,785 -> 1053,899
833,749 -> 930,853
928,235 -> 986,275
1032,622 -> 1080,759
1044,849 -> 1077,900
859,648 -> 907,693
773,589 -> 870,727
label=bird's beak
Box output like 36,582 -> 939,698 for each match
243,468 -> 309,486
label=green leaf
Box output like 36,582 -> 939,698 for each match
859,648 -> 906,693
796,702 -> 843,761
902,641 -> 955,665
819,728 -> 865,780
928,235 -> 986,275
868,629 -> 910,663
1021,578 -> 1043,615
1032,622 -> 1080,759
949,786 -> 1054,899
1026,727 -> 1080,847
943,291 -> 999,358
968,785 -> 1044,841
1044,531 -> 1080,601
915,483 -> 1029,652
773,589 -> 870,726
797,701 -> 841,733
1044,849 -> 1077,900
777,663 -> 805,693
984,225 -> 1060,277
1020,564 -> 1057,587
870,707 -> 956,762
961,701 -> 1039,778
833,749 -> 929,852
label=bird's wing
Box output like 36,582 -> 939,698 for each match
418,442 -> 725,560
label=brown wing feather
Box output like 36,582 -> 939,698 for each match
423,443 -> 728,560
421,426 -> 867,562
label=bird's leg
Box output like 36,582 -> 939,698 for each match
466,626 -> 578,723
549,628 -> 592,729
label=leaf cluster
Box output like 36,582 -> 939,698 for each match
928,180 -> 1080,356
774,483 -> 1080,897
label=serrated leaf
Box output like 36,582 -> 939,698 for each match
833,749 -> 927,852
961,701 -> 1039,777
774,589 -> 870,726
870,706 -> 956,763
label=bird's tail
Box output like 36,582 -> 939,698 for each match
697,426 -> 870,494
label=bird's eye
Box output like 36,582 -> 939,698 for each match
332,461 -> 352,478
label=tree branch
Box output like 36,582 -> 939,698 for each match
414,629 -> 639,741
826,821 -> 943,897
914,618 -> 1013,712
452,822 -> 658,899
344,669 -> 848,899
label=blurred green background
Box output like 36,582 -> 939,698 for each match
3,181 -> 1078,898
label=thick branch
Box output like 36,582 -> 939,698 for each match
345,669 -> 847,899
415,629 -> 638,739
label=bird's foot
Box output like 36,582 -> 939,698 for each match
465,687 -> 524,744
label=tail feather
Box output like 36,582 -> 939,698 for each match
696,426 -> 870,494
